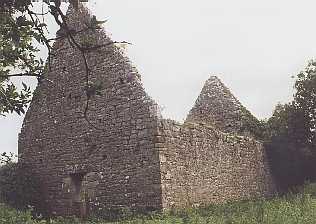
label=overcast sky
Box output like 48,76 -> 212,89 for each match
1,0 -> 316,154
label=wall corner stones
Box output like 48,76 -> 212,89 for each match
19,4 -> 276,217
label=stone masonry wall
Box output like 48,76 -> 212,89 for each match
18,3 -> 276,217
156,119 -> 275,209
19,4 -> 162,216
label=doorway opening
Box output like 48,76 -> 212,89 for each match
70,173 -> 87,218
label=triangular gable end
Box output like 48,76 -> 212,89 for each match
186,76 -> 261,138
19,3 -> 162,216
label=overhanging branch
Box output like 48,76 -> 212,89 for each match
0,73 -> 41,78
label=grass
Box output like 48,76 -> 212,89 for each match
2,189 -> 316,224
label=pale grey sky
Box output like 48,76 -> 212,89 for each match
1,0 -> 316,154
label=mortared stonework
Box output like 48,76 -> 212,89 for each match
18,3 -> 275,217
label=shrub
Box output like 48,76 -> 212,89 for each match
0,203 -> 37,224
0,153 -> 41,212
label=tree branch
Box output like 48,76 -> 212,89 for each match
23,2 -> 129,131
26,7 -> 53,71
82,41 -> 132,52
0,73 -> 41,78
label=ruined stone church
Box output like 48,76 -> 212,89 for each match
18,4 -> 275,217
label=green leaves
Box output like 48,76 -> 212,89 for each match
16,16 -> 32,27
0,81 -> 31,116
265,60 -> 316,192
0,152 -> 16,166
293,60 -> 316,146
0,1 -> 45,116
0,157 -> 42,212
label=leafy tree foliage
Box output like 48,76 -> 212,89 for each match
265,60 -> 316,192
0,0 -> 42,115
0,0 -> 83,116
294,61 -> 316,146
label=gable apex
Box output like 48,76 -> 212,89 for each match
186,75 -> 260,137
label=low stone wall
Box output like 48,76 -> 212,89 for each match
156,119 -> 275,209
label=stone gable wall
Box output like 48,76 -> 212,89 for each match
156,119 -> 275,209
19,4 -> 162,216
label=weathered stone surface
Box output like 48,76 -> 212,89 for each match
186,76 -> 260,137
19,4 -> 162,216
157,120 -> 275,208
18,3 -> 275,217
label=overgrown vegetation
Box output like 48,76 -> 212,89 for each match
264,60 -> 316,192
0,152 -> 42,213
2,188 -> 316,224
